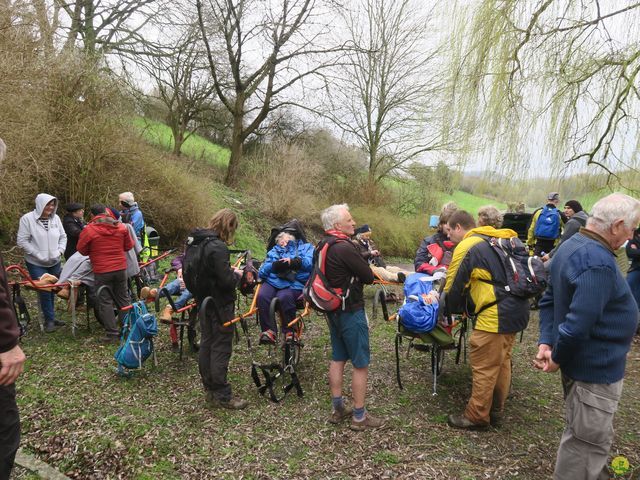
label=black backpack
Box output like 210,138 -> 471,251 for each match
475,235 -> 548,314
182,231 -> 216,299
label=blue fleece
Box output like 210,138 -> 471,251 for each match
539,232 -> 638,384
258,239 -> 314,290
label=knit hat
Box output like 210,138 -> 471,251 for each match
354,224 -> 371,235
564,200 -> 583,213
547,192 -> 560,201
107,207 -> 121,220
65,202 -> 84,212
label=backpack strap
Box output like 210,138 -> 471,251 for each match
315,237 -> 355,310
472,235 -> 513,315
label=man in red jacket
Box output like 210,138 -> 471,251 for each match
77,205 -> 134,342
0,137 -> 26,478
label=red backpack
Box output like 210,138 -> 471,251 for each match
303,237 -> 354,312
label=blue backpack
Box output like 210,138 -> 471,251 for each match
398,274 -> 439,333
114,301 -> 158,374
533,206 -> 560,240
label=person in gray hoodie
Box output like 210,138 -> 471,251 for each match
543,200 -> 589,261
17,193 -> 67,332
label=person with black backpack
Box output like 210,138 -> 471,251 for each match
527,192 -> 564,256
182,209 -> 247,410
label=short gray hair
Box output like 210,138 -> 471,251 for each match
587,193 -> 640,231
275,231 -> 295,244
477,205 -> 503,228
321,203 -> 349,231
0,138 -> 6,163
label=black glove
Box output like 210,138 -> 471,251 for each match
289,257 -> 302,270
272,259 -> 288,273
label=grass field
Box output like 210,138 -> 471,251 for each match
439,191 -> 507,215
12,285 -> 640,479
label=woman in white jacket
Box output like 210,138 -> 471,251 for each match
17,193 -> 67,332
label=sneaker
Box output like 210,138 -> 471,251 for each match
350,413 -> 385,431
159,305 -> 174,323
44,323 -> 57,333
259,330 -> 276,345
328,405 -> 353,424
39,273 -> 59,284
396,272 -> 406,283
207,396 -> 248,410
447,414 -> 489,431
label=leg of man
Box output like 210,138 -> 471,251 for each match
490,333 -> 516,415
199,302 -> 233,401
256,283 -> 277,332
338,310 -> 370,408
275,288 -> 301,332
328,312 -> 349,399
464,329 -> 510,425
173,288 -> 192,310
0,384 -> 20,480
553,376 -> 623,480
163,279 -> 181,297
94,271 -> 120,337
109,269 -> 130,327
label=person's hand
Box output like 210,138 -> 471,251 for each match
542,350 -> 560,373
533,344 -> 551,370
0,345 -> 26,385
541,254 -> 550,262
370,250 -> 380,257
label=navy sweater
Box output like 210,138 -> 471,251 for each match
539,230 -> 638,384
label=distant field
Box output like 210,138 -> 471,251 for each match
132,117 -> 230,169
439,190 -> 507,215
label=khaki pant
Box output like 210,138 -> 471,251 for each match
464,329 -> 516,425
554,375 -> 622,480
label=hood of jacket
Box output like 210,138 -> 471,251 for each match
465,225 -> 519,240
187,228 -> 219,246
89,215 -> 122,235
34,193 -> 58,218
572,210 -> 589,224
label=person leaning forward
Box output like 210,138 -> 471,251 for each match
536,193 -> 640,480
320,204 -> 383,431
444,210 -> 530,430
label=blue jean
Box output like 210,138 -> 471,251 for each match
26,261 -> 61,325
163,279 -> 192,310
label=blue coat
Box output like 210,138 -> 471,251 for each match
259,240 -> 314,290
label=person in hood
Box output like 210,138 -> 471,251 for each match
62,203 -> 86,260
543,200 -> 589,261
77,204 -> 134,343
444,209 -> 529,430
256,231 -> 314,345
414,201 -> 457,274
118,192 -> 144,241
17,193 -> 67,332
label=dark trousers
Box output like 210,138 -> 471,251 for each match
199,302 -> 234,401
0,384 -> 19,480
256,283 -> 301,333
94,269 -> 130,336
534,239 -> 555,257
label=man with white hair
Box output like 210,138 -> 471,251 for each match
319,204 -> 383,431
536,193 -> 640,479
0,138 -> 26,478
118,191 -> 145,241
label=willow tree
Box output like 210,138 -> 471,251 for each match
326,0 -> 447,186
196,0 -> 345,186
448,0 -> 640,178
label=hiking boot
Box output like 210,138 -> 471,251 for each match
207,396 -> 248,410
44,323 -> 57,333
53,320 -> 66,327
259,330 -> 276,345
39,273 -> 58,284
56,286 -> 70,299
490,411 -> 503,428
447,414 -> 489,431
396,272 -> 406,283
159,305 -> 174,323
350,413 -> 385,431
328,405 -> 353,424
98,335 -> 120,344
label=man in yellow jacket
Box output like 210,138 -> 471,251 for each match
444,210 -> 530,429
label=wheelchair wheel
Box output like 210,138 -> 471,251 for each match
187,308 -> 200,353
284,338 -> 301,367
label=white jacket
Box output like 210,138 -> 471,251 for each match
17,193 -> 67,267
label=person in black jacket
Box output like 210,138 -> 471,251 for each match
62,203 -> 86,260
321,204 -> 383,431
188,209 -> 247,410
626,227 -> 640,333
0,138 -> 26,479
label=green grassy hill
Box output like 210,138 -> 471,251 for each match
440,190 -> 507,214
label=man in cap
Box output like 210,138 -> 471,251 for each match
543,200 -> 588,261
527,192 -> 564,257
63,202 -> 86,260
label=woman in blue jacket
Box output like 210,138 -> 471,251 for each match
257,232 -> 314,344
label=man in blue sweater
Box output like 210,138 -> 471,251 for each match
536,193 -> 640,480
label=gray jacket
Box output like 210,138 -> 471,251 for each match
17,193 -> 67,267
548,210 -> 589,259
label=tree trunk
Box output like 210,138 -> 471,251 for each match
224,107 -> 244,187
173,131 -> 184,156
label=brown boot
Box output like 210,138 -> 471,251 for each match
57,287 -> 70,299
159,305 -> 174,322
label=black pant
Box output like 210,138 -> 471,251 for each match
0,384 -> 19,480
94,269 -> 130,336
534,238 -> 555,257
199,302 -> 234,401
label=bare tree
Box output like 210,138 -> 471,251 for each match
448,0 -> 640,178
324,0 -> 449,186
196,0 -> 346,186
137,27 -> 215,156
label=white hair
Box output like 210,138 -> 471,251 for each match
587,193 -> 640,230
0,138 -> 6,163
119,191 -> 135,203
275,231 -> 295,244
321,203 -> 349,230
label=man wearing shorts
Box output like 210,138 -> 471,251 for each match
319,204 -> 383,431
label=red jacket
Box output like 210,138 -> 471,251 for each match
77,215 -> 135,274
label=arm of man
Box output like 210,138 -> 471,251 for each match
526,210 -> 540,249
551,267 -> 615,367
123,226 -> 135,252
76,228 -> 91,256
0,253 -> 25,385
16,216 -> 36,256
335,242 -> 375,285
444,240 -> 474,313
